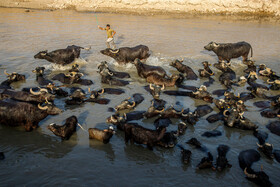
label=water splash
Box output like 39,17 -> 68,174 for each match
43,58 -> 88,71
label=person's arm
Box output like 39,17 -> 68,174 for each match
98,26 -> 105,30
112,30 -> 116,37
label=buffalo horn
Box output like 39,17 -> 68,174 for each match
4,70 -> 10,76
38,103 -> 48,110
109,49 -> 119,54
223,110 -> 229,117
30,88 -> 41,95
149,84 -> 154,90
161,84 -> 165,90
244,168 -> 256,179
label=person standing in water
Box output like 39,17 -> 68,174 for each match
98,24 -> 117,49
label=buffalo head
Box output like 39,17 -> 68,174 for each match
257,143 -> 274,159
30,87 -> 55,102
38,102 -> 62,115
204,42 -> 219,51
244,167 -> 272,187
149,84 -> 164,99
106,113 -> 127,125
34,50 -> 48,59
32,67 -> 45,76
100,48 -> 119,57
4,70 -> 25,82
88,87 -> 104,99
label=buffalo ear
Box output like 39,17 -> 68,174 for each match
213,42 -> 219,47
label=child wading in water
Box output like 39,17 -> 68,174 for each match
98,24 -> 117,49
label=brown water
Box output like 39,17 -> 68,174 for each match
0,8 -> 280,186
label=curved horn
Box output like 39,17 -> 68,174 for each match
149,84 -> 154,90
129,102 -> 136,108
244,168 -> 256,179
108,71 -> 113,76
155,108 -> 165,113
257,143 -> 263,148
30,88 -> 41,95
110,116 -> 118,123
109,49 -> 119,54
39,88 -> 48,93
161,84 -> 165,90
99,88 -> 104,94
223,110 -> 229,117
193,91 -> 200,95
77,123 -> 86,132
4,70 -> 10,76
38,103 -> 48,110
235,93 -> 240,98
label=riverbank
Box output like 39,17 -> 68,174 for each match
0,0 -> 280,18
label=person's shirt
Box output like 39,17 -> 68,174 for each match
106,28 -> 115,38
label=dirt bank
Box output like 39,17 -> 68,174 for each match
0,0 -> 280,17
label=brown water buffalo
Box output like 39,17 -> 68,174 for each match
100,45 -> 150,64
52,72 -> 93,85
146,74 -> 180,87
47,116 -> 79,140
97,61 -> 130,78
88,126 -> 115,144
204,41 -> 253,63
133,59 -> 167,78
170,59 -> 198,80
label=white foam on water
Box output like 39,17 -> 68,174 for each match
43,58 -> 88,71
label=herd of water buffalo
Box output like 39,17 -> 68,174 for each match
1,41 -> 280,186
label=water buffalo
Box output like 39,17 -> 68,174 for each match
52,72 -> 93,85
144,98 -> 166,118
157,132 -> 177,148
257,143 -> 274,159
197,152 -> 214,170
266,79 -> 280,90
69,64 -> 80,72
266,121 -> 280,136
65,88 -> 87,105
186,138 -> 202,149
0,99 -> 62,131
147,84 -> 164,99
177,145 -> 192,164
133,59 -> 167,78
214,145 -> 231,171
99,69 -> 129,86
244,60 -> 256,74
100,45 -> 150,64
159,105 -> 185,119
0,88 -> 55,103
204,41 -> 253,63
198,61 -> 214,78
47,116 -> 79,140
32,67 -> 53,86
115,93 -> 144,111
103,88 -> 125,95
219,67 -> 236,88
177,122 -> 187,135
1,70 -> 25,89
170,59 -> 198,80
124,123 -> 166,150
97,61 -> 130,78
253,130 -> 268,145
88,126 -> 115,144
146,74 -> 180,87
238,149 -> 272,187
202,130 -> 222,138
34,45 -> 88,65
22,84 -> 68,97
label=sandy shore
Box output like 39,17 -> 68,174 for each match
0,0 -> 280,17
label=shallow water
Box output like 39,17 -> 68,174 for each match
0,8 -> 280,186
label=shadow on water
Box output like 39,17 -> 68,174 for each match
0,126 -> 77,159
89,140 -> 115,161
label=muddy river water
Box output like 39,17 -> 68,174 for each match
0,8 -> 280,186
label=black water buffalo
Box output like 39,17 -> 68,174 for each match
157,132 -> 177,148
65,88 -> 87,105
0,99 -> 62,131
214,145 -> 231,171
266,121 -> 280,136
133,59 -> 167,78
124,123 -> 166,150
32,67 -> 53,86
204,41 -> 253,63
97,61 -> 130,78
170,59 -> 198,80
257,143 -> 274,159
177,145 -> 192,164
115,93 -> 144,111
100,45 -> 150,64
34,45 -> 88,65
0,70 -> 26,89
99,69 -> 129,86
47,116 -> 79,140
144,98 -> 166,118
22,84 -> 68,97
202,130 -> 222,138
238,149 -> 272,187
177,122 -> 187,136
219,67 -> 236,88
88,126 -> 115,144
52,72 -> 93,85
69,64 -> 80,72
0,88 -> 55,103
